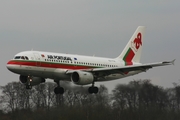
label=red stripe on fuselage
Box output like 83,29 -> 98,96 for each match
7,60 -> 36,66
7,60 -> 97,70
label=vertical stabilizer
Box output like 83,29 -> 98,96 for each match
117,26 -> 145,65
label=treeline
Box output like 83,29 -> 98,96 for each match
1,79 -> 180,120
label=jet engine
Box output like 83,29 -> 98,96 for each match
19,75 -> 45,86
71,71 -> 94,85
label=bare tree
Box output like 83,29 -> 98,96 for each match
31,82 -> 56,110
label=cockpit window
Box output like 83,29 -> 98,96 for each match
14,56 -> 29,60
21,56 -> 25,59
14,56 -> 21,59
25,56 -> 29,60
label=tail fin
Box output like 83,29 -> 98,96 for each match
117,26 -> 145,65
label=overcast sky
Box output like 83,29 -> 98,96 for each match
0,0 -> 179,91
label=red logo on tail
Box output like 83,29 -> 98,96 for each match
131,33 -> 142,52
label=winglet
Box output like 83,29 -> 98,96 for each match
162,59 -> 175,65
171,59 -> 175,65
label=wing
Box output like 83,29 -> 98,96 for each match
66,60 -> 175,77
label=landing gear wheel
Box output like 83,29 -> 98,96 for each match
88,86 -> 99,94
54,87 -> 64,94
26,85 -> 32,89
94,87 -> 99,94
54,80 -> 65,94
88,87 -> 94,94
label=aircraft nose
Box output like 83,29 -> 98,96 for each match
6,60 -> 16,72
6,60 -> 21,74
6,61 -> 12,70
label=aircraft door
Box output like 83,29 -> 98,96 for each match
33,53 -> 41,66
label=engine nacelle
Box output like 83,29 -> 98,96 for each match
19,75 -> 45,86
71,71 -> 94,85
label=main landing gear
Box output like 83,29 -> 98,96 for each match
54,80 -> 64,94
88,82 -> 99,94
53,80 -> 98,94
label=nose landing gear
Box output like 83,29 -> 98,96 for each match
26,76 -> 32,89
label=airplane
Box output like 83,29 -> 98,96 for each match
6,26 -> 175,94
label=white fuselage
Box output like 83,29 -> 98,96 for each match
7,51 -> 142,82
